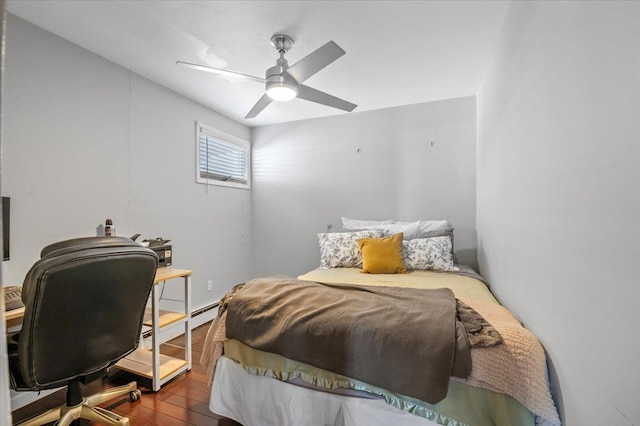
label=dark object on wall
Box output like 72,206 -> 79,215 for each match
3,196 -> 10,261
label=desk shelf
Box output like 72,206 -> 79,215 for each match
116,267 -> 193,392
143,309 -> 187,329
116,347 -> 188,382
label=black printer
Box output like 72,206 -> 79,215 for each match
151,245 -> 172,268
144,238 -> 172,268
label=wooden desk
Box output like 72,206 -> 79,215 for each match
4,267 -> 194,392
5,306 -> 25,329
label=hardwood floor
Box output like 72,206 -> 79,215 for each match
11,322 -> 243,426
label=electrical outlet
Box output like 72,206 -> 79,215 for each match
207,280 -> 213,291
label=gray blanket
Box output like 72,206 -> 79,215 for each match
225,276 -> 471,404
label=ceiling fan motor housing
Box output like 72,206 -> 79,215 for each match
265,50 -> 298,100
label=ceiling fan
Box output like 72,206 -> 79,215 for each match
176,34 -> 357,119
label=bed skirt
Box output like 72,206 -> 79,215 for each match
211,356 -> 440,426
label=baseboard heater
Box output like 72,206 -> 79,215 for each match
192,301 -> 221,319
142,301 -> 220,339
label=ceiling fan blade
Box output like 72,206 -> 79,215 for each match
176,61 -> 265,84
245,94 -> 274,119
297,85 -> 357,112
286,41 -> 345,84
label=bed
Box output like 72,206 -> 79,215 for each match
202,220 -> 561,426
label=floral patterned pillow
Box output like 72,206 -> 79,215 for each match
318,230 -> 386,268
402,236 -> 459,272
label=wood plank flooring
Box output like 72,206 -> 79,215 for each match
11,322 -> 243,426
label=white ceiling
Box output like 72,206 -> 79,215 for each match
6,1 -> 509,127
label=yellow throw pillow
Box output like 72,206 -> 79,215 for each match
358,233 -> 407,274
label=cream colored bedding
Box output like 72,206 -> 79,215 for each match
298,267 -> 499,304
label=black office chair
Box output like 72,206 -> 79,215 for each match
7,236 -> 158,425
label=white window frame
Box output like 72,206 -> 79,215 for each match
196,121 -> 251,190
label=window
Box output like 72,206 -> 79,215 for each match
196,122 -> 250,189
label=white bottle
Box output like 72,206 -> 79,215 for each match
105,219 -> 114,236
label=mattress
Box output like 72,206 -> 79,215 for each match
208,268 -> 560,426
298,267 -> 499,304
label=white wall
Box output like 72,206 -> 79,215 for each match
477,1 -> 640,425
252,96 -> 477,277
3,14 -> 252,307
0,2 -> 11,424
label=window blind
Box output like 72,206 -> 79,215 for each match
198,129 -> 249,185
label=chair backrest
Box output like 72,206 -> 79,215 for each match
18,237 -> 158,390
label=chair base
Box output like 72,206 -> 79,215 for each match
17,381 -> 140,426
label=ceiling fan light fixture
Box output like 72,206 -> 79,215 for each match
266,81 -> 298,101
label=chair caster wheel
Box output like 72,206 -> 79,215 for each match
129,389 -> 142,402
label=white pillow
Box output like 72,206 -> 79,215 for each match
395,219 -> 453,238
402,236 -> 459,272
341,217 -> 393,230
318,229 -> 386,268
361,221 -> 421,240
